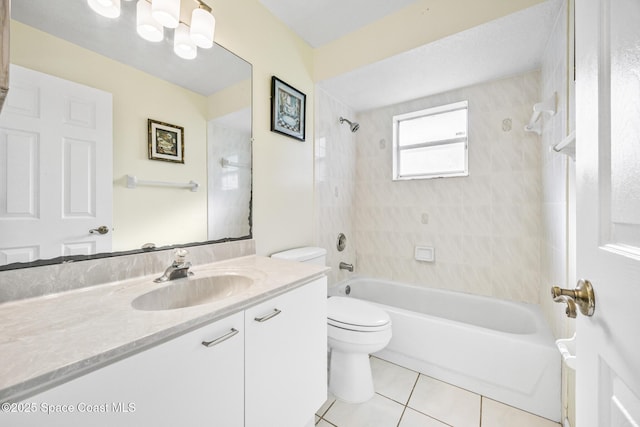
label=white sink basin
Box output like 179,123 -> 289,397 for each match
132,274 -> 253,311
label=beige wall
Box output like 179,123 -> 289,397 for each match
210,0 -> 316,256
207,79 -> 251,121
10,21 -> 209,251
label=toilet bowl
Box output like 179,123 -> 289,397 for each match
269,247 -> 392,404
327,296 -> 392,403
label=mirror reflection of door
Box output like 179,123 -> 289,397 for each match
0,65 -> 113,265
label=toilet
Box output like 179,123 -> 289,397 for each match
326,296 -> 391,403
271,247 -> 392,404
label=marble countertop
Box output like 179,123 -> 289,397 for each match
0,255 -> 328,403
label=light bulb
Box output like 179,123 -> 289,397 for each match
87,0 -> 121,18
190,7 -> 215,49
152,0 -> 180,28
136,0 -> 163,42
174,23 -> 197,60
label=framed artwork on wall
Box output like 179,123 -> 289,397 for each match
148,118 -> 184,164
271,76 -> 306,141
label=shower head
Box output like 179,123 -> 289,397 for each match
339,117 -> 360,133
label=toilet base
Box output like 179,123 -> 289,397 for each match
328,349 -> 375,403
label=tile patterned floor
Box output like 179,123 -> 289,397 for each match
315,356 -> 561,427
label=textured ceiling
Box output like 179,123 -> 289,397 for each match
14,0 -> 562,111
318,0 -> 563,112
258,0 -> 416,48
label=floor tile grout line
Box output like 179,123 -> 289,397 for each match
376,355 -> 486,403
396,405 -> 408,427
316,398 -> 336,419
483,395 -> 561,424
406,372 -> 421,406
371,355 -> 421,375
324,356 -> 560,427
403,373 -> 456,427
319,416 -> 338,427
374,391 -> 412,408
396,372 -> 420,427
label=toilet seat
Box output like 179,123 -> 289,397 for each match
328,297 -> 391,332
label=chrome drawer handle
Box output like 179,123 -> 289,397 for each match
254,308 -> 281,322
201,328 -> 239,348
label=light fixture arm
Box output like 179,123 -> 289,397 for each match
195,0 -> 212,13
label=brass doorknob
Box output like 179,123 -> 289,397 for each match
551,279 -> 595,317
89,226 -> 110,235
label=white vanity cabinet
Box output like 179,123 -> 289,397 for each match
245,277 -> 327,427
5,311 -> 245,427
4,276 -> 327,427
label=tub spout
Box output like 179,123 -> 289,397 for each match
339,262 -> 354,272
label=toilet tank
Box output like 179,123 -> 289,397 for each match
270,247 -> 327,265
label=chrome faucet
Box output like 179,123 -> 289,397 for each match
154,249 -> 193,283
339,262 -> 354,272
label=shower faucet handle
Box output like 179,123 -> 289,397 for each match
551,279 -> 596,318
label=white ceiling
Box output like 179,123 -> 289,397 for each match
261,0 -> 563,112
14,0 -> 562,112
11,0 -> 251,97
258,0 -> 416,48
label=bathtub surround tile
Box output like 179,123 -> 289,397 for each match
322,393 -> 405,427
462,235 -> 493,267
398,408 -> 449,427
314,88 -> 358,287
350,71 -> 542,306
370,357 -> 420,405
408,375 -> 481,427
316,419 -> 337,427
538,0 -> 576,349
461,265 -> 493,297
481,398 -> 560,427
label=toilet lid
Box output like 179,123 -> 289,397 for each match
327,296 -> 390,330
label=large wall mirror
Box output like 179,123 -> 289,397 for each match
0,0 -> 252,269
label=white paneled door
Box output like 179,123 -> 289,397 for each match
0,65 -> 112,266
576,0 -> 640,426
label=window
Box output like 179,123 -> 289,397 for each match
392,100 -> 468,180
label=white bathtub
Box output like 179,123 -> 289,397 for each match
329,277 -> 560,422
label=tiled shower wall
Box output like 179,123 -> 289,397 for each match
208,115 -> 252,240
354,72 -> 542,304
539,8 -> 577,425
314,88 -> 357,285
539,0 -> 575,340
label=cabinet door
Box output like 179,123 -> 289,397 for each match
245,278 -> 327,427
2,311 -> 244,427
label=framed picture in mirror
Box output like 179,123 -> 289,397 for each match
148,118 -> 184,163
271,76 -> 306,141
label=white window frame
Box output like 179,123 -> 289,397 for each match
392,100 -> 469,180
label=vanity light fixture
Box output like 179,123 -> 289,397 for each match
151,0 -> 181,28
174,23 -> 198,59
88,0 -> 122,18
190,2 -> 216,49
136,0 -> 164,42
88,0 -> 216,60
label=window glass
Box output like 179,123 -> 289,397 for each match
393,101 -> 468,180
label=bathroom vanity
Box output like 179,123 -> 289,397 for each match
0,255 -> 327,427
